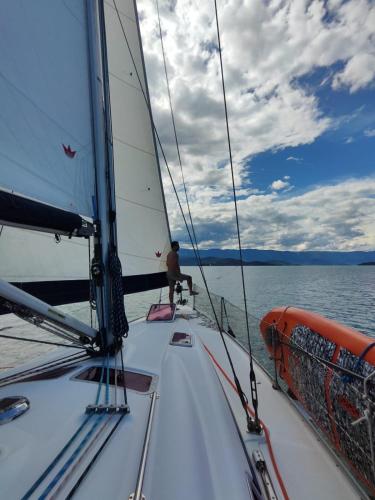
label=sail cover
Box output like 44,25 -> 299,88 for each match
0,0 -> 95,218
104,0 -> 171,279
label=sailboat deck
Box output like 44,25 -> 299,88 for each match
0,306 -> 364,499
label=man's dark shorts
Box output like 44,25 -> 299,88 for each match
166,271 -> 190,286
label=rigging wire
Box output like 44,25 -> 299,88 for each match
154,0 -> 260,430
213,0 -> 261,431
0,353 -> 89,388
154,0 -> 204,268
112,0 -> 255,429
0,333 -> 89,350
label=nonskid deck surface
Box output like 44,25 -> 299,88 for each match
0,305 -> 364,499
0,308 -> 253,500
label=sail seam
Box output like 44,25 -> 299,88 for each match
113,136 -> 155,157
7,230 -> 91,248
0,151 -> 83,209
109,71 -> 143,93
116,195 -> 165,213
3,276 -> 89,280
0,71 -> 86,146
117,250 -> 164,262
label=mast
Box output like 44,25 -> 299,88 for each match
87,0 -> 126,353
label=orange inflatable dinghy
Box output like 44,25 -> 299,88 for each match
260,307 -> 375,496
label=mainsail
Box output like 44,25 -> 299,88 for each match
0,1 -> 96,219
0,0 -> 171,311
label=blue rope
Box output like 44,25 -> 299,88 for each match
38,416 -> 105,499
21,415 -> 92,500
22,358 -> 107,499
342,342 -> 375,383
105,354 -> 110,404
95,357 -> 106,405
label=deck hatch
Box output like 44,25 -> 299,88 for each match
170,332 -> 193,347
147,303 -> 176,322
74,367 -> 153,393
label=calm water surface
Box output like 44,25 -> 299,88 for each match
1,266 -> 374,369
189,265 -> 375,336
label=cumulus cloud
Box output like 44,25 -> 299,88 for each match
333,54 -> 375,93
270,179 -> 290,191
136,0 -> 375,250
171,177 -> 375,251
364,129 -> 375,137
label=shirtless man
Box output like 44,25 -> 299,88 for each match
166,241 -> 198,304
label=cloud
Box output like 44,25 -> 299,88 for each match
135,0 -> 375,250
284,175 -> 290,180
364,129 -> 375,137
333,54 -> 375,93
138,0 -> 375,165
171,177 -> 375,251
345,137 -> 354,143
270,179 -> 290,190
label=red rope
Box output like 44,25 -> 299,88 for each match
203,343 -> 290,500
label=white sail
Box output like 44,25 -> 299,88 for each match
0,0 -> 95,218
0,0 -> 170,300
0,227 -> 89,283
104,0 -> 171,276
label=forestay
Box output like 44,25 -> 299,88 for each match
0,0 -> 96,218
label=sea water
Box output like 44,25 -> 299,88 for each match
1,266 -> 374,370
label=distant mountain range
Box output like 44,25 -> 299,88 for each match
179,248 -> 375,266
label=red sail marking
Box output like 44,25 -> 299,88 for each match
155,251 -> 161,258
62,144 -> 76,158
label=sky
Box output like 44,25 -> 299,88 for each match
137,0 -> 375,251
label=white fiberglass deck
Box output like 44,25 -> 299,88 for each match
0,305 -> 363,499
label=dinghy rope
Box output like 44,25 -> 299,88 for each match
112,0 -> 261,434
